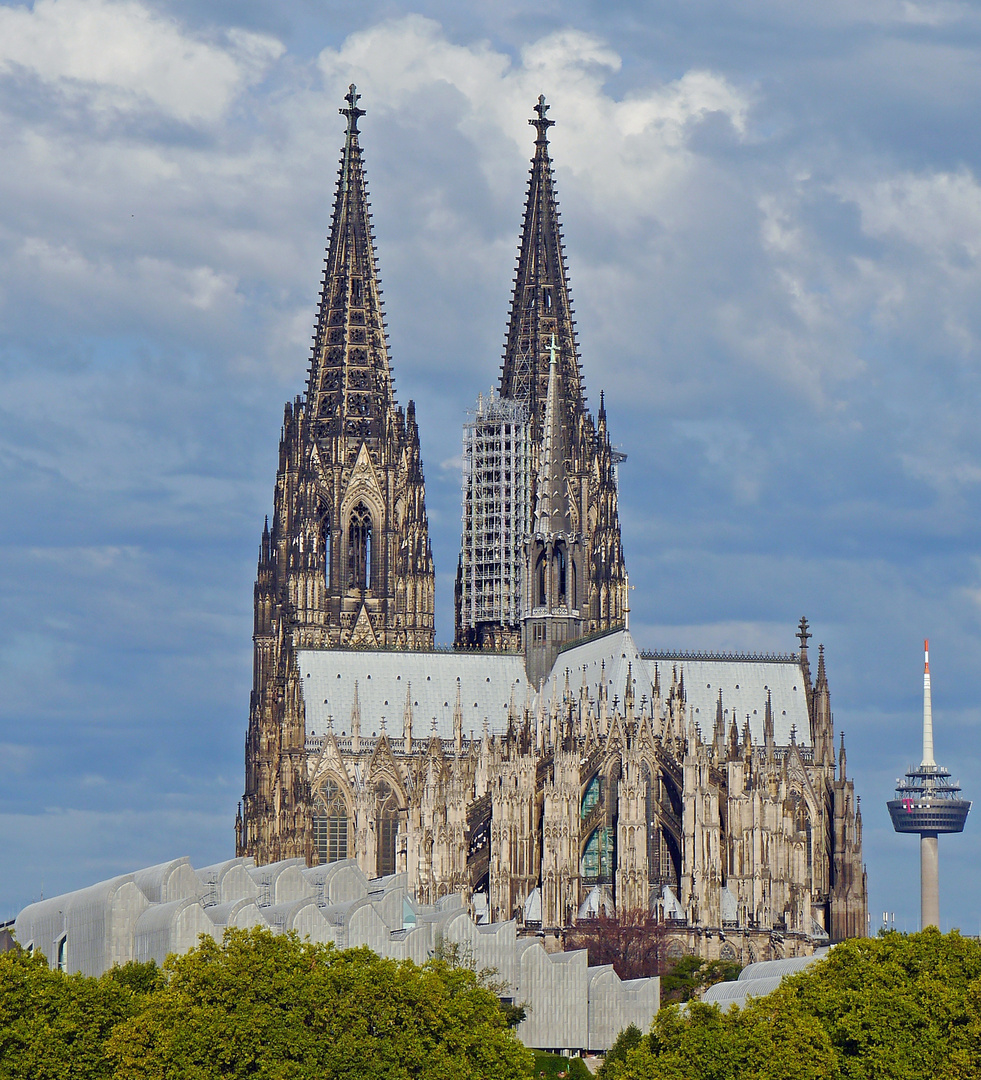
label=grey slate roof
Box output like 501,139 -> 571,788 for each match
298,628 -> 811,746
556,629 -> 809,746
298,648 -> 528,740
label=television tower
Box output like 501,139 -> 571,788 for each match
887,641 -> 971,929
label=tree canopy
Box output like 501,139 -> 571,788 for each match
658,955 -> 742,1004
0,929 -> 533,1080
0,951 -> 160,1080
607,928 -> 981,1080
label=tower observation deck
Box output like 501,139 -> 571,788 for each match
887,641 -> 970,928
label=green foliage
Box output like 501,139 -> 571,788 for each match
659,955 -> 742,1003
103,959 -> 165,996
433,931 -> 528,1027
606,929 -> 981,1080
531,1050 -> 591,1079
596,1023 -> 642,1079
0,930 -> 534,1080
107,928 -> 534,1079
0,948 -> 149,1080
567,1057 -> 592,1080
501,999 -> 528,1027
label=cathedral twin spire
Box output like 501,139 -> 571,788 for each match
500,96 -> 585,430
297,84 -> 626,654
307,85 -> 394,446
503,95 -> 627,651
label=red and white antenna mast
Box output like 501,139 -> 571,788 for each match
922,639 -> 935,768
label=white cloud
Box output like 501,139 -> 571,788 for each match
317,17 -> 749,215
0,0 -> 284,123
829,168 -> 981,360
852,168 -> 981,264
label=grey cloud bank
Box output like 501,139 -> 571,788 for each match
1,0 -> 980,936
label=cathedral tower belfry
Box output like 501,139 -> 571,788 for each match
238,86 -> 435,866
456,95 -> 628,653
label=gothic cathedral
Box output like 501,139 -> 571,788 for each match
238,88 -> 867,961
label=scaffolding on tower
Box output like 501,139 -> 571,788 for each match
457,390 -> 533,651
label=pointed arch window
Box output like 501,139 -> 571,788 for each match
536,551 -> 547,607
555,543 -> 567,604
348,504 -> 372,591
581,774 -> 602,818
580,826 -> 614,883
321,511 -> 332,590
313,780 -> 349,864
376,781 -> 401,878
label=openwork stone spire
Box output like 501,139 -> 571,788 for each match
307,84 -> 394,444
500,95 -> 584,431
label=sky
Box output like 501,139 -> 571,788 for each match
2,0 -> 981,937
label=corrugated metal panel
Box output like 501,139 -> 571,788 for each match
702,974 -> 785,1004
738,947 -> 830,981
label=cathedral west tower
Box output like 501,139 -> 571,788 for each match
456,97 -> 628,657
237,87 -> 435,865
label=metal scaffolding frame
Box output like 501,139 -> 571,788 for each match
460,391 -> 533,637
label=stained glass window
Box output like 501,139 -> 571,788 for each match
313,780 -> 349,864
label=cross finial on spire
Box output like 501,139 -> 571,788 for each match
341,83 -> 366,136
530,94 -> 555,143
